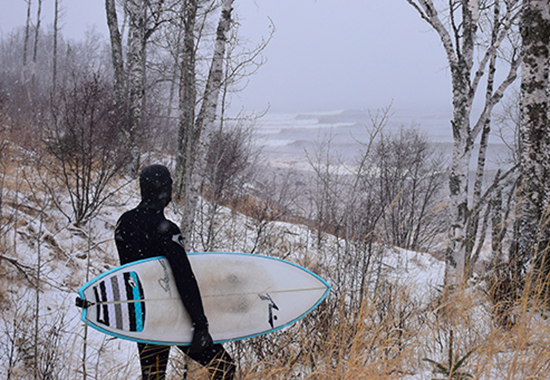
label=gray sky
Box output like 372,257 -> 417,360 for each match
0,0 -> 452,113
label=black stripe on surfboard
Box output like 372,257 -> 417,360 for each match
122,272 -> 146,332
123,272 -> 137,331
95,280 -> 110,326
92,286 -> 101,324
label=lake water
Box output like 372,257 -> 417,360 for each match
253,108 -> 512,172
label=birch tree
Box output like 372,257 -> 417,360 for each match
51,0 -> 62,128
104,0 -> 166,172
32,0 -> 43,65
101,0 -> 266,243
404,0 -> 522,283
105,0 -> 125,114
173,0 -> 198,203
174,0 -> 236,241
125,0 -> 147,168
52,0 -> 60,98
511,0 -> 550,286
23,0 -> 32,68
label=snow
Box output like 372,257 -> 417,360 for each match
1,149 -> 547,379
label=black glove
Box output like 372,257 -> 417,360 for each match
189,326 -> 214,354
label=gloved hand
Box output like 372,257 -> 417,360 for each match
189,326 -> 214,354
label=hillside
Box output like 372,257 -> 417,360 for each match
0,146 -> 549,380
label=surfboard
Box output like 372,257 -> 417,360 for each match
76,252 -> 330,345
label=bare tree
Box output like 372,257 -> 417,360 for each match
101,0 -> 270,243
306,107 -> 447,309
125,0 -> 147,169
105,0 -> 126,114
104,0 -> 167,172
52,0 -> 60,94
404,0 -> 522,283
174,0 -> 236,241
51,0 -> 62,126
23,0 -> 32,68
173,0 -> 199,204
375,127 -> 448,251
511,0 -> 550,287
199,123 -> 257,250
46,73 -> 131,226
32,0 -> 43,65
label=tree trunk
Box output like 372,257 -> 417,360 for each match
195,0 -> 235,135
465,4 -> 500,277
514,0 -> 550,282
23,0 -> 32,68
125,0 -> 147,172
105,0 -> 126,114
445,0 -> 478,283
52,0 -> 59,93
174,0 -> 198,202
405,0 -> 521,284
32,0 -> 42,64
51,0 -> 60,126
180,0 -> 235,242
175,1 -> 235,244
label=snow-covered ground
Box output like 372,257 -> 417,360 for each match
0,146 -> 451,379
1,140 -> 547,380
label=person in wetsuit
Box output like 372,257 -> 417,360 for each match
114,164 -> 235,380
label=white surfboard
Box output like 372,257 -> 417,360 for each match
76,252 -> 330,345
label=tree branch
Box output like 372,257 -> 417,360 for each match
470,1 -> 520,99
0,254 -> 36,286
471,50 -> 522,138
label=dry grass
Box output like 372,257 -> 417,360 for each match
176,282 -> 550,380
2,145 -> 550,379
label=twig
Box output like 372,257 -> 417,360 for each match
0,254 -> 37,286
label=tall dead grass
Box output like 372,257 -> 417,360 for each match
166,278 -> 550,380
2,140 -> 550,379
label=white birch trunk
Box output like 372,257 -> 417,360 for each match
182,0 -> 235,243
23,0 -> 32,68
516,0 -> 550,272
445,0 -> 478,284
174,0 -> 198,202
176,0 -> 235,245
406,0 -> 521,284
125,0 -> 146,171
466,3 -> 499,276
195,0 -> 235,135
105,0 -> 126,112
32,0 -> 42,64
27,0 -> 42,85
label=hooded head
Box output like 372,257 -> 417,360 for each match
139,164 -> 173,208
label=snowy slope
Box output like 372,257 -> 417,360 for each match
0,155 -> 449,379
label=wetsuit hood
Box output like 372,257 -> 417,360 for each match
139,164 -> 173,208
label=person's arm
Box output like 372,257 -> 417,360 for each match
160,224 -> 213,351
163,235 -> 208,328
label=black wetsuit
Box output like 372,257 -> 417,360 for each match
114,165 -> 235,380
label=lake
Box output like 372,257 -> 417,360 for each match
253,108 -> 512,172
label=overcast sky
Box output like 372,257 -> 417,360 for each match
0,0 -> 452,114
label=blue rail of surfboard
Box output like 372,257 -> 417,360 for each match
77,251 -> 331,346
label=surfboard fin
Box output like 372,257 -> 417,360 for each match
75,296 -> 92,309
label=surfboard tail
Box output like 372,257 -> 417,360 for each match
75,296 -> 92,309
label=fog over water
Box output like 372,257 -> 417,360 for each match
253,108 -> 511,173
